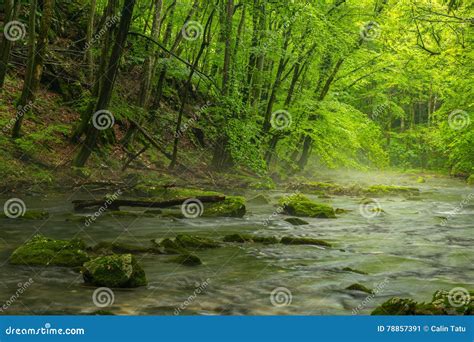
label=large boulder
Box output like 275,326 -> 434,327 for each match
279,194 -> 336,218
82,254 -> 147,288
9,235 -> 89,267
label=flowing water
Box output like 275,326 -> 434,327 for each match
0,171 -> 472,315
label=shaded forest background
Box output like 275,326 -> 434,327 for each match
0,0 -> 472,191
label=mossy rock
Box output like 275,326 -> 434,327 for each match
175,234 -> 221,249
143,209 -> 162,215
90,241 -> 162,255
153,238 -> 183,254
203,196 -> 246,217
280,236 -> 331,247
364,185 -> 419,196
346,283 -> 374,294
247,194 -> 270,205
0,210 -> 49,220
279,194 -> 335,218
284,217 -> 309,226
342,267 -> 368,275
223,233 -> 279,244
371,290 -> 474,315
82,254 -> 147,288
9,235 -> 89,267
133,184 -> 221,200
172,253 -> 202,266
416,176 -> 426,183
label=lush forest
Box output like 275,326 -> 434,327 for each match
0,0 -> 472,316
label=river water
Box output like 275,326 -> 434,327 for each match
0,171 -> 472,315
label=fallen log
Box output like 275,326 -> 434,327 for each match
72,195 -> 226,211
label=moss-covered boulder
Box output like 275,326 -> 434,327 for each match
82,254 -> 147,288
371,290 -> 474,315
175,234 -> 221,249
346,283 -> 374,294
203,196 -> 246,217
279,194 -> 336,218
0,210 -> 49,220
284,217 -> 309,225
223,233 -> 279,244
364,185 -> 419,196
172,253 -> 202,266
153,238 -> 183,254
247,194 -> 270,205
9,235 -> 89,267
280,236 -> 332,247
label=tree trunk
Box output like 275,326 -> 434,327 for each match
0,0 -> 21,89
84,0 -> 97,84
73,0 -> 136,167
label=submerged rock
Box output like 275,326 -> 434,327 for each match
372,290 -> 474,315
153,238 -> 183,254
284,217 -> 309,225
90,241 -> 162,255
1,210 -> 49,220
203,196 -> 246,217
280,236 -> 331,247
247,194 -> 271,205
279,194 -> 336,218
175,234 -> 221,249
342,267 -> 368,275
82,254 -> 147,288
346,283 -> 374,294
172,253 -> 202,266
222,234 -> 279,244
9,235 -> 89,267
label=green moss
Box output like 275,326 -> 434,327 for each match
9,235 -> 89,267
284,217 -> 309,225
203,196 -> 246,217
416,176 -> 426,183
364,185 -> 419,196
371,290 -> 474,315
280,236 -> 331,247
346,283 -> 374,294
175,234 -> 221,249
279,194 -> 336,218
467,175 -> 474,185
247,194 -> 270,205
153,238 -> 183,254
82,254 -> 147,288
222,233 -> 279,244
133,184 -> 221,199
0,210 -> 49,220
342,267 -> 368,275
